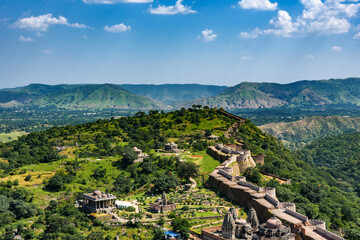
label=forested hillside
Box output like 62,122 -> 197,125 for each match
259,116 -> 360,149
0,108 -> 359,239
298,132 -> 360,199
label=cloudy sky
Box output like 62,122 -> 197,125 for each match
1,0 -> 360,88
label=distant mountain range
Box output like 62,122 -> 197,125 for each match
0,84 -> 170,110
1,77 -> 360,110
259,116 -> 360,149
175,77 -> 360,109
120,84 -> 227,104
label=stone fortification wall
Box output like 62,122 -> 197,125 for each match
264,194 -> 279,208
218,169 -> 235,181
309,219 -> 326,229
284,208 -> 308,223
315,226 -> 345,240
279,202 -> 296,211
207,147 -> 230,162
264,187 -> 276,197
207,172 -> 273,223
201,226 -> 224,240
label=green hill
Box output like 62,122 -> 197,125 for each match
176,77 -> 360,109
0,84 -> 170,110
120,84 -> 227,104
0,108 -> 359,239
259,116 -> 360,149
298,131 -> 360,199
31,84 -> 170,110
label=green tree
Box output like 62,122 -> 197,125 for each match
243,168 -> 261,185
151,173 -> 180,194
176,162 -> 199,180
120,147 -> 138,164
46,174 -> 64,192
171,217 -> 191,239
157,217 -> 165,226
113,175 -> 134,194
152,228 -> 165,240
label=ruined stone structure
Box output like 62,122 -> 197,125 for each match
252,154 -> 265,166
208,134 -> 219,141
149,191 -> 176,213
81,190 -> 117,213
133,146 -> 148,163
202,208 -> 295,240
208,144 -> 256,174
206,164 -> 345,240
165,142 -> 180,153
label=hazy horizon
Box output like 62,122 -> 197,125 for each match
1,0 -> 360,88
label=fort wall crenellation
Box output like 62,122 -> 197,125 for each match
206,143 -> 345,240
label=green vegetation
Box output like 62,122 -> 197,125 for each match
260,116 -> 360,149
0,107 -> 359,239
298,131 -> 360,197
0,108 -> 233,239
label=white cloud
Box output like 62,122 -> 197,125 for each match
198,29 -> 217,42
263,10 -> 297,36
149,0 -> 196,15
331,46 -> 342,51
239,0 -> 360,38
83,35 -> 88,39
238,0 -> 278,11
354,32 -> 360,39
241,56 -> 254,61
12,14 -> 89,32
104,23 -> 131,33
42,49 -> 52,54
18,35 -> 34,42
304,54 -> 315,59
83,0 -> 153,3
239,28 -> 262,38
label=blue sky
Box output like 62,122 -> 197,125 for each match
1,0 -> 360,88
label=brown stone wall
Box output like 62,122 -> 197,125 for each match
206,147 -> 230,162
207,174 -> 273,223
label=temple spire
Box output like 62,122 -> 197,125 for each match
162,191 -> 167,205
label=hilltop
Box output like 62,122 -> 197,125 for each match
176,77 -> 360,109
0,108 -> 359,239
259,116 -> 360,149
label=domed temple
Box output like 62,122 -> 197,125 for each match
149,191 -> 176,213
81,190 -> 117,213
202,207 -> 295,240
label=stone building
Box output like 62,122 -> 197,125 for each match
202,208 -> 295,240
81,190 -> 117,213
149,191 -> 176,213
165,142 -> 179,152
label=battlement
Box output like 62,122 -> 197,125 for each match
208,165 -> 344,240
